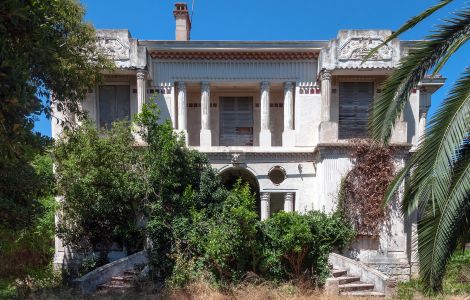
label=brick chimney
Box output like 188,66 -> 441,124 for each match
173,2 -> 191,41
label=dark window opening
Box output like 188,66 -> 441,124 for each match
99,85 -> 130,129
338,82 -> 374,139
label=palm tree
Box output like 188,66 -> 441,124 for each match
366,0 -> 470,293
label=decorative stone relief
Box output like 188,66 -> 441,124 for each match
320,30 -> 401,70
338,36 -> 392,61
97,37 -> 130,60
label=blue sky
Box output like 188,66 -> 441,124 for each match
34,0 -> 470,136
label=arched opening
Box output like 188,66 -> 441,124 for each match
219,167 -> 260,214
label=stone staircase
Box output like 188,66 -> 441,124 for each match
95,269 -> 140,295
329,267 -> 386,297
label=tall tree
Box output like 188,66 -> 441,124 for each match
0,0 -> 110,229
366,0 -> 470,293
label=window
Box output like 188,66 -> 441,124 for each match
219,97 -> 253,146
338,82 -> 374,139
99,85 -> 130,128
268,166 -> 286,185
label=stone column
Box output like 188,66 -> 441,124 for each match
320,70 -> 332,122
136,70 -> 148,113
282,82 -> 295,147
260,192 -> 271,221
319,70 -> 337,142
200,82 -> 212,147
177,82 -> 188,139
418,89 -> 431,145
260,81 -> 272,147
284,192 -> 294,212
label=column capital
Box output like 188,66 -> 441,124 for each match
284,81 -> 294,91
178,81 -> 186,90
320,69 -> 332,81
260,81 -> 270,90
136,69 -> 148,80
201,81 -> 210,91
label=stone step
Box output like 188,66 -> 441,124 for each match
111,275 -> 136,282
339,282 -> 375,292
340,291 -> 386,297
335,276 -> 361,284
98,282 -> 135,290
123,270 -> 139,276
331,268 -> 348,277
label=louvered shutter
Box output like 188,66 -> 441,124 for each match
99,86 -> 115,129
116,85 -> 130,121
220,97 -> 253,146
339,82 -> 374,139
99,85 -> 130,129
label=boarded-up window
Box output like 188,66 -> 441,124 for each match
219,97 -> 253,146
99,85 -> 130,128
339,82 -> 374,139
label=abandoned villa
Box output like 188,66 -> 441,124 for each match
52,3 -> 445,281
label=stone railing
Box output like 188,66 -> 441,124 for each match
72,250 -> 148,295
328,253 -> 397,296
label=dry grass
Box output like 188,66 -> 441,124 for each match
164,280 -> 374,300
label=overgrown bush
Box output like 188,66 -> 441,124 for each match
54,121 -> 145,265
0,154 -> 58,297
397,251 -> 470,299
185,181 -> 259,282
259,211 -> 355,284
135,104 -> 226,280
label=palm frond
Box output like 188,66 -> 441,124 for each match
370,9 -> 470,143
363,0 -> 453,62
418,148 -> 470,292
382,161 -> 411,205
432,34 -> 470,75
404,68 -> 470,216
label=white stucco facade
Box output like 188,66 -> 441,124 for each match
52,4 -> 446,280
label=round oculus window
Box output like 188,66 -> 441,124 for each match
268,166 -> 286,185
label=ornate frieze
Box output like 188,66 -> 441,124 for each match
338,36 -> 392,61
320,30 -> 401,70
97,36 -> 130,60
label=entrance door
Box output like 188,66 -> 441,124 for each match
219,97 -> 253,146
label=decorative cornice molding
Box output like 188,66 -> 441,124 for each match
150,51 -> 319,60
203,151 -> 315,163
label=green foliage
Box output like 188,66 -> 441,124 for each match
0,0 -> 111,231
136,103 -> 221,279
367,2 -> 470,293
186,181 -> 259,282
0,154 -> 58,297
54,121 -> 144,264
138,105 -> 355,287
259,211 -> 355,284
397,251 -> 470,299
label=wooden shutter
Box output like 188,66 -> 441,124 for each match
99,86 -> 115,128
339,82 -> 374,139
115,85 -> 130,121
220,97 -> 253,146
99,85 -> 130,128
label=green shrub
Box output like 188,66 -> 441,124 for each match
397,251 -> 470,299
0,154 -> 58,297
54,121 -> 145,265
186,180 -> 259,282
259,211 -> 354,284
